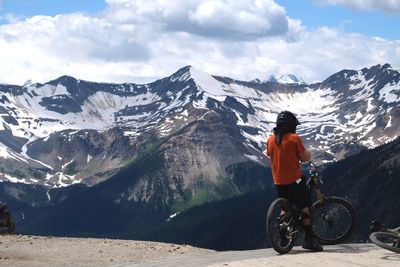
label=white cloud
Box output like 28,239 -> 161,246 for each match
251,28 -> 400,82
0,0 -> 399,86
315,0 -> 400,13
1,13 -> 24,24
0,13 -> 152,84
105,0 -> 289,39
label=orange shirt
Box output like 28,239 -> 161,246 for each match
266,133 -> 306,185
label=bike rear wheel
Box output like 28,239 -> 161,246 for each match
312,196 -> 356,245
369,232 -> 400,253
266,198 -> 297,254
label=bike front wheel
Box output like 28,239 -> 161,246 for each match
369,232 -> 400,253
312,196 -> 356,245
266,198 -> 297,254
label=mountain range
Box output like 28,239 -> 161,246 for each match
0,63 -> 399,189
0,63 -> 399,247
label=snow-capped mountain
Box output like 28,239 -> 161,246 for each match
265,74 -> 306,84
0,63 -> 398,188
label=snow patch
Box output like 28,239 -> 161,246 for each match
167,212 -> 180,222
62,159 -> 74,170
244,154 -> 263,165
379,84 -> 399,103
87,154 -> 93,163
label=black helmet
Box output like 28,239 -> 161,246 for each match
276,111 -> 300,128
273,111 -> 300,145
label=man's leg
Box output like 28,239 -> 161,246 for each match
301,206 -> 323,251
301,206 -> 311,225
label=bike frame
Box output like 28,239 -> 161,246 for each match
306,161 -> 325,204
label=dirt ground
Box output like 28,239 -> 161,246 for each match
1,235 -> 399,267
0,235 -> 211,267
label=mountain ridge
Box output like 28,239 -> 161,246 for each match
0,63 -> 399,188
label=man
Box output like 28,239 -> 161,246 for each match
265,111 -> 323,252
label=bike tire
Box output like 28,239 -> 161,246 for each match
369,232 -> 400,253
266,198 -> 296,254
312,196 -> 356,245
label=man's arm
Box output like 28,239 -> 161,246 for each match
265,136 -> 271,158
295,134 -> 310,162
299,150 -> 311,162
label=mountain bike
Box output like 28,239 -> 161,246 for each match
266,161 -> 356,254
369,221 -> 400,253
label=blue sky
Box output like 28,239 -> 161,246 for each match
0,0 -> 399,84
1,0 -> 398,39
0,0 -> 107,17
276,0 -> 399,39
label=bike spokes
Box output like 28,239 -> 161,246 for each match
312,197 -> 356,245
270,205 -> 292,245
315,205 -> 349,238
266,198 -> 297,254
370,232 -> 400,253
379,234 -> 400,248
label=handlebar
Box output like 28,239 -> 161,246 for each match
308,161 -> 317,169
303,161 -> 323,186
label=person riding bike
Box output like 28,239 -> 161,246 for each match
265,111 -> 323,252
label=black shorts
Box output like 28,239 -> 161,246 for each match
276,177 -> 312,209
